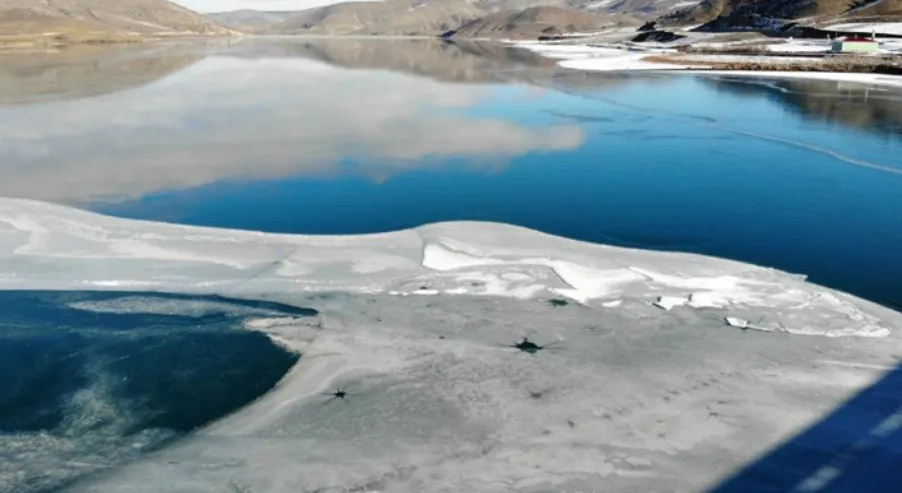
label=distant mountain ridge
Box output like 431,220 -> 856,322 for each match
450,6 -> 617,38
0,0 -> 230,39
252,0 -> 687,36
261,0 -> 485,36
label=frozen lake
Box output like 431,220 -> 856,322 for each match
1,38 -> 902,493
1,38 -> 900,307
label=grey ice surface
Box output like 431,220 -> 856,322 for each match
1,198 -> 901,492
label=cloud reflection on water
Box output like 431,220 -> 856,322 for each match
0,54 -> 584,205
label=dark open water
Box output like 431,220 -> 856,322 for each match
0,291 -> 312,493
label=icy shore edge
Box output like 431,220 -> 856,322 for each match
0,197 -> 893,338
514,42 -> 902,88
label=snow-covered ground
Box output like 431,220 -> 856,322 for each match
766,39 -> 830,53
515,41 -> 902,87
2,198 -> 901,492
514,43 -> 696,70
825,22 -> 902,36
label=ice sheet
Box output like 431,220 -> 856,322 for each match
0,198 -> 893,338
1,198 -> 901,492
63,292 -> 902,493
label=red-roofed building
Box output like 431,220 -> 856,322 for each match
832,36 -> 879,53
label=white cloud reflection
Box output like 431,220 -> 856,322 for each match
0,56 -> 584,205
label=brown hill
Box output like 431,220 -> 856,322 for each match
660,0 -> 902,29
0,0 -> 230,42
451,6 -> 610,38
261,0 -> 667,37
263,0 -> 485,36
205,9 -> 297,32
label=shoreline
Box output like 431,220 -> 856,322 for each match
515,41 -> 902,87
0,31 -> 239,52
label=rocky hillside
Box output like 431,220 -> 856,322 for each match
659,0 -> 902,30
262,0 -> 485,36
206,9 -> 297,32
0,0 -> 230,39
451,6 -> 611,38
258,0 -> 688,36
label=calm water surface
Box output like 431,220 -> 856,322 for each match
1,38 -> 901,306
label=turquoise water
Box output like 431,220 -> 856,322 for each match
0,291 -> 311,493
1,39 -> 900,306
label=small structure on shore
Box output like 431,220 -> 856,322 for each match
831,36 -> 879,53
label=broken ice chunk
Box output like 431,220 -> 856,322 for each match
725,317 -> 750,329
653,296 -> 689,311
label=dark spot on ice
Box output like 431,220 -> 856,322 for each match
439,335 -> 446,340
567,419 -> 576,428
510,337 -> 555,355
528,388 -> 548,399
323,388 -> 351,401
548,299 -> 569,307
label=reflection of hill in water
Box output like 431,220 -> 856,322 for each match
216,37 -> 660,96
702,76 -> 902,138
219,38 -> 559,84
0,44 -> 204,105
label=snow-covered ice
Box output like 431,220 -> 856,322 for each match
515,44 -> 694,70
1,198 -> 901,492
653,295 -> 690,311
0,198 -> 893,338
515,42 -> 902,87
686,69 -> 902,88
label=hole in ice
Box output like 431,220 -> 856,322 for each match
0,290 -> 308,493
